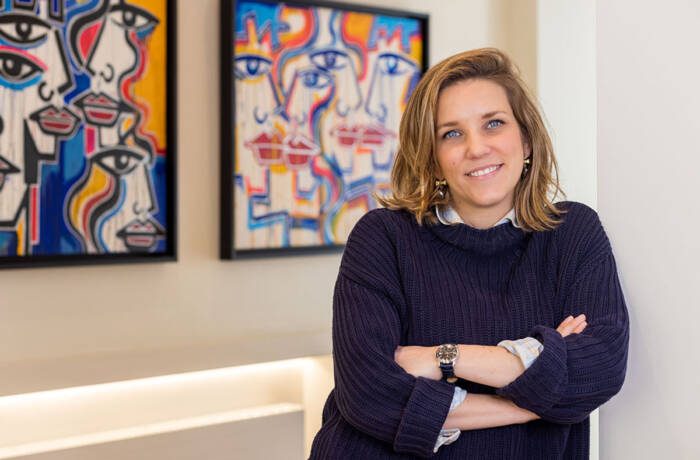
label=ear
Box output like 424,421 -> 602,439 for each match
523,141 -> 532,160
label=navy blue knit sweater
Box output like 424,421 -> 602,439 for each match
309,201 -> 629,459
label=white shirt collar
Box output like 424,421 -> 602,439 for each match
435,204 -> 520,228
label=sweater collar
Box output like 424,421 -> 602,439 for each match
435,203 -> 521,229
428,205 -> 527,255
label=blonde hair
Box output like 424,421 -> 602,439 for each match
376,48 -> 566,231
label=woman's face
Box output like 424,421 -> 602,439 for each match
434,78 -> 528,220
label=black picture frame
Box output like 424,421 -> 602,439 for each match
0,0 -> 178,270
221,0 -> 429,259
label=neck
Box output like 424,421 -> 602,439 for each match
451,199 -> 514,229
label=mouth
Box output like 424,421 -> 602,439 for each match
29,106 -> 80,137
0,154 -> 20,192
245,131 -> 285,166
332,124 -> 363,147
116,218 -> 165,252
331,124 -> 396,148
283,133 -> 320,169
75,92 -> 125,127
466,163 -> 503,179
360,124 -> 395,147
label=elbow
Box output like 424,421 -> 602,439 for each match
540,371 -> 628,425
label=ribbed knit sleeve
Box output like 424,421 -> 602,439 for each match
495,205 -> 630,424
331,210 -> 456,457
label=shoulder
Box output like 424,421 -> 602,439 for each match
340,208 -> 412,290
552,200 -> 612,266
347,207 -> 416,242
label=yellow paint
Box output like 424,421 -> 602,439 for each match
409,35 -> 423,66
70,167 -> 110,233
130,0 -> 167,152
16,217 -> 24,256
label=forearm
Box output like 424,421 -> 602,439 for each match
443,393 -> 538,430
454,345 -> 525,388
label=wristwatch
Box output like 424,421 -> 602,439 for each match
436,344 -> 459,383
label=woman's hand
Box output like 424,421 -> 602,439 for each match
556,314 -> 587,337
394,345 -> 442,380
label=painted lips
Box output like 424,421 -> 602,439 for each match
74,92 -> 123,127
29,106 -> 80,137
331,124 -> 395,148
116,218 -> 165,252
245,131 -> 320,169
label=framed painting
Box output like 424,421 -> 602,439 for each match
221,0 -> 428,258
0,0 -> 177,269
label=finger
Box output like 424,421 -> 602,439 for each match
557,315 -> 574,329
573,321 -> 587,334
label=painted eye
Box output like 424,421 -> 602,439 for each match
234,55 -> 272,80
310,49 -> 350,71
0,14 -> 50,46
94,148 -> 145,176
108,4 -> 159,33
376,52 -> 416,76
299,68 -> 332,89
0,51 -> 43,89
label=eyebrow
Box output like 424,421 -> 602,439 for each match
436,111 -> 508,131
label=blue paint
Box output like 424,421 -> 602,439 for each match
368,16 -> 421,53
236,1 -> 289,50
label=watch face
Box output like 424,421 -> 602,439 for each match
436,344 -> 458,363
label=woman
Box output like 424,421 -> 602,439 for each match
309,48 -> 629,459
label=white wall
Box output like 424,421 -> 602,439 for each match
537,0 -> 597,208
597,1 -> 700,459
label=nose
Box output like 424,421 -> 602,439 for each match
254,76 -> 281,124
132,165 -> 155,217
336,76 -> 362,117
86,28 -> 117,87
364,84 -> 387,123
283,77 -> 307,127
464,131 -> 491,159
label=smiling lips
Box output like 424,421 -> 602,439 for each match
467,163 -> 503,178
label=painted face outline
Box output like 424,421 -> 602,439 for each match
0,1 -> 75,227
281,9 -> 361,139
363,46 -> 419,174
67,0 -> 164,254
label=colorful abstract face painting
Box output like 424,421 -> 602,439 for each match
224,0 -> 426,256
0,0 -> 174,266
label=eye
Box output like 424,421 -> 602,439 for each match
0,51 -> 43,89
299,68 -> 332,89
108,3 -> 159,33
0,14 -> 50,46
234,55 -> 272,80
94,148 -> 145,176
442,129 -> 460,140
376,52 -> 416,76
309,49 -> 350,71
487,119 -> 504,129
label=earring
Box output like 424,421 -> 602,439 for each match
521,157 -> 531,179
435,179 -> 447,199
